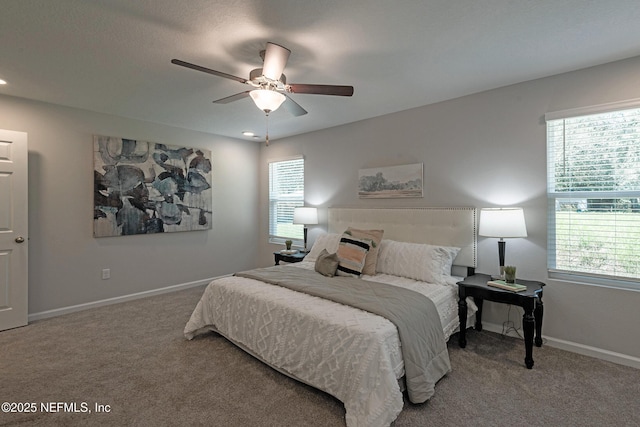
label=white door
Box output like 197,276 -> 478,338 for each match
0,129 -> 28,331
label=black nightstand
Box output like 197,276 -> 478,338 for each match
273,251 -> 307,265
457,273 -> 545,369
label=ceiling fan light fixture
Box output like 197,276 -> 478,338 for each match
249,89 -> 286,113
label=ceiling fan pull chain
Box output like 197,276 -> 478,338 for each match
265,112 -> 270,146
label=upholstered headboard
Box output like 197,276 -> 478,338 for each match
328,207 -> 477,273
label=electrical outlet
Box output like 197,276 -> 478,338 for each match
101,268 -> 111,280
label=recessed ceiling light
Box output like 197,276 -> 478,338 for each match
242,131 -> 255,137
0,79 -> 7,85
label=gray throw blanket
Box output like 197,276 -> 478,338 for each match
235,265 -> 451,403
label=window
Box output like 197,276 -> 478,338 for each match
268,156 -> 304,243
546,103 -> 640,288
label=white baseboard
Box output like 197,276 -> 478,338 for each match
482,322 -> 640,370
28,275 -> 229,322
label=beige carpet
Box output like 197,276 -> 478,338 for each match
2,285 -> 639,427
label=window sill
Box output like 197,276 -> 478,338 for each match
548,270 -> 640,292
269,237 -> 303,247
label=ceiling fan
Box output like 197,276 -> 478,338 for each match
171,42 -> 354,117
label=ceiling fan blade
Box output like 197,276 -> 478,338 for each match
171,59 -> 247,84
262,43 -> 291,81
213,91 -> 251,104
283,95 -> 308,117
287,83 -> 354,97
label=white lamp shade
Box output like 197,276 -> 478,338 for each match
478,207 -> 527,238
293,207 -> 318,225
249,89 -> 286,112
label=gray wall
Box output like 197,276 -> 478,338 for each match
0,95 -> 260,315
258,56 -> 640,363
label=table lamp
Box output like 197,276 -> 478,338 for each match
478,207 -> 528,279
293,207 -> 318,252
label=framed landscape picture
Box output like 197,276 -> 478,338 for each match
358,163 -> 423,199
93,135 -> 212,237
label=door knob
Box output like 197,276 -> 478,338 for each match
15,236 -> 25,243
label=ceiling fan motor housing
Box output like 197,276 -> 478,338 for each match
249,68 -> 286,88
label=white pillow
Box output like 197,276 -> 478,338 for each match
306,233 -> 342,261
376,239 -> 460,285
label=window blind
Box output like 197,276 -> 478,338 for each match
268,157 -> 304,242
547,106 -> 640,284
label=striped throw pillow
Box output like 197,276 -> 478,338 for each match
345,228 -> 383,276
336,233 -> 372,278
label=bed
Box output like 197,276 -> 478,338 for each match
185,207 -> 478,427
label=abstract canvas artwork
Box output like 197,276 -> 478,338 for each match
358,163 -> 423,198
93,135 -> 212,237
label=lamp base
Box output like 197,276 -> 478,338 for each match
303,226 -> 308,252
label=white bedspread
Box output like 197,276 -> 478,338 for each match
184,261 -> 474,427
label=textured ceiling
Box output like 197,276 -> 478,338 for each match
2,0 -> 640,142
